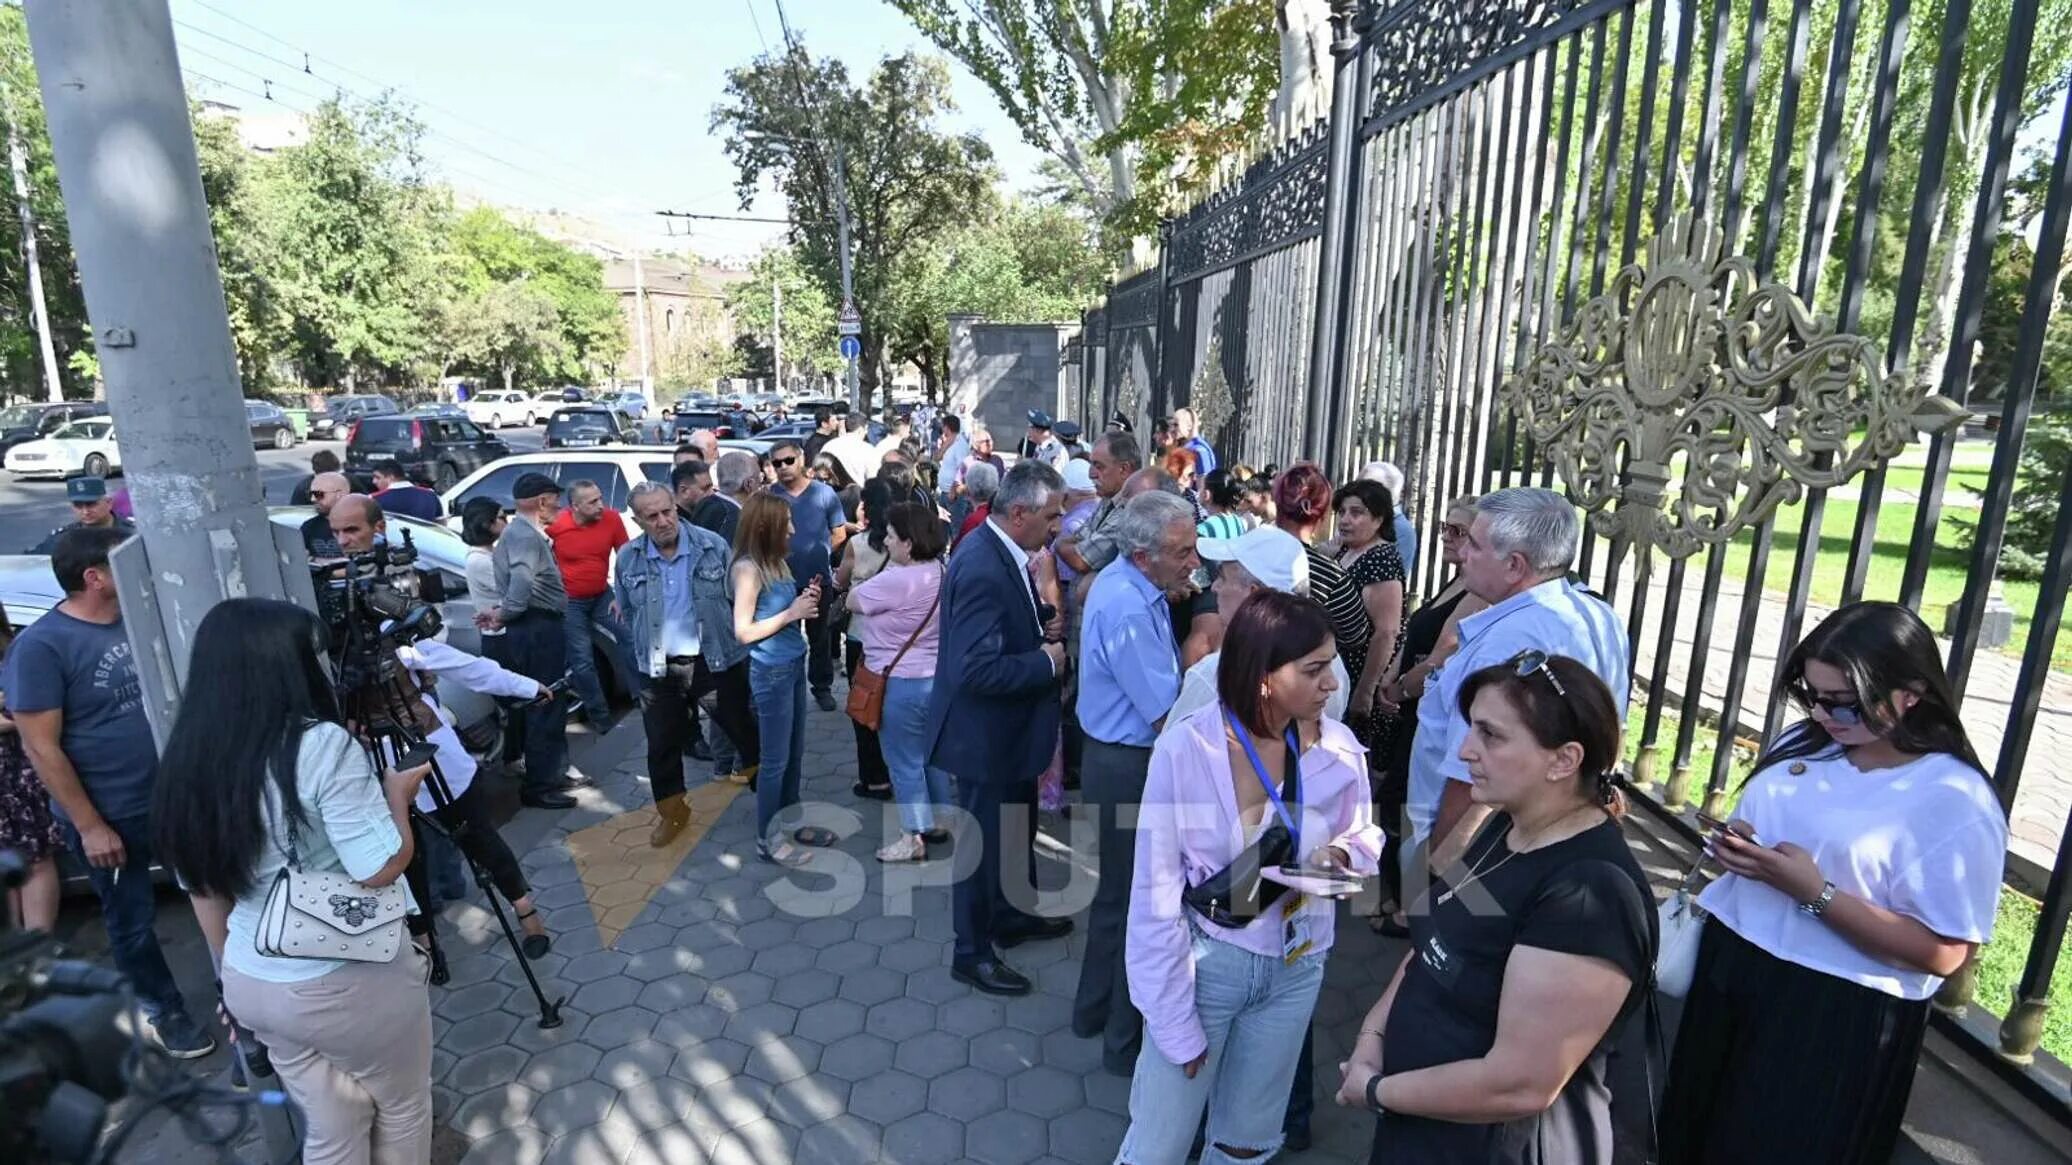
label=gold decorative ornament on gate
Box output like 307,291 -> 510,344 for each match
1500,214 -> 1968,559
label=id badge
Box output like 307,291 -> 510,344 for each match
1281,892 -> 1313,964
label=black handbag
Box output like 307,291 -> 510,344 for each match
1182,725 -> 1303,929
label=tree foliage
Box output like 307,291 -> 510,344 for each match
711,45 -> 996,408
724,245 -> 843,382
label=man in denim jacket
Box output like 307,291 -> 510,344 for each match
616,482 -> 760,845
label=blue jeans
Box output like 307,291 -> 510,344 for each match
1114,926 -> 1325,1164
63,814 -> 193,1023
749,653 -> 808,846
564,593 -> 630,722
878,676 -> 952,834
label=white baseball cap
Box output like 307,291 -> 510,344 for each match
1061,458 -> 1096,492
1197,525 -> 1309,595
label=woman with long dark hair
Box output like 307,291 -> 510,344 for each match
154,598 -> 434,1164
1658,602 -> 2007,1164
1338,653 -> 1655,1164
733,492 -> 835,866
838,478 -> 895,800
0,605 -> 61,931
1329,478 -> 1407,739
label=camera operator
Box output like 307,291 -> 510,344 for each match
152,598 -> 436,1165
325,494 -> 556,965
480,474 -> 582,810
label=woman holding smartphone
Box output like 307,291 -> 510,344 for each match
733,493 -> 837,867
1658,602 -> 2007,1164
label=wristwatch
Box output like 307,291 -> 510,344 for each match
1798,880 -> 1838,918
1365,1072 -> 1386,1114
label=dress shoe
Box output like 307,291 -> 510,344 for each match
951,959 -> 1032,996
521,789 -> 577,810
996,916 -> 1074,949
650,800 -> 690,847
813,688 -> 837,713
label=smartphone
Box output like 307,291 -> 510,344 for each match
1695,811 -> 1758,843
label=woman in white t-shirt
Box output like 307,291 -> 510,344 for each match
1658,601 -> 2007,1165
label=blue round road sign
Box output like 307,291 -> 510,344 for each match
838,335 -> 862,360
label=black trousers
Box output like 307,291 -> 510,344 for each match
951,775 -> 1041,965
845,639 -> 889,789
1072,738 -> 1152,1066
501,610 -> 569,792
404,777 -> 530,936
805,613 -> 836,696
642,656 -> 759,802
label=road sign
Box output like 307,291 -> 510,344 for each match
838,335 -> 861,360
838,299 -> 861,337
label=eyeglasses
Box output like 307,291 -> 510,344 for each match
771,455 -> 798,468
1441,522 -> 1469,540
1509,649 -> 1568,697
1790,682 -> 1864,727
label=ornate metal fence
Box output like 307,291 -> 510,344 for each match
1075,0 -> 2072,1121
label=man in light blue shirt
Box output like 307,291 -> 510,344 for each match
1361,460 -> 1418,587
1407,487 -> 1629,870
1071,490 -> 1199,1075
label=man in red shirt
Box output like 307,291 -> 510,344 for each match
546,478 -> 630,729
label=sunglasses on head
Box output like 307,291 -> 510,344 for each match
1508,648 -> 1568,697
772,455 -> 799,467
1790,681 -> 1864,727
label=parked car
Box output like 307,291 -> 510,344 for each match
603,390 -> 650,420
4,417 -> 123,479
672,408 -> 758,440
464,389 -> 545,428
246,400 -> 299,449
552,386 -> 590,403
344,414 -> 510,492
309,394 -> 400,439
544,406 -> 633,449
439,443 -> 769,538
0,402 -> 107,455
406,402 -> 468,419
754,418 -> 818,445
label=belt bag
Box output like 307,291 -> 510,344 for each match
255,813 -> 408,963
847,568 -> 941,731
1182,820 -> 1298,928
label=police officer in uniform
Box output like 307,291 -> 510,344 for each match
30,476 -> 134,554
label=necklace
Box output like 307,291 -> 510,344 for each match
1436,806 -> 1600,906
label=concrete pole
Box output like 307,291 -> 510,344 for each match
771,275 -> 782,396
24,0 -> 285,677
833,142 -> 859,412
4,79 -> 64,403
632,249 -> 653,399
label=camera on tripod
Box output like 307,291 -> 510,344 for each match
312,531 -> 444,701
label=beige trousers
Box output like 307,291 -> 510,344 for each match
222,947 -> 434,1165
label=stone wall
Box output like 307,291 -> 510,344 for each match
946,316 -> 1083,441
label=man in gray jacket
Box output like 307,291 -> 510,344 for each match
484,472 -> 577,809
617,482 -> 761,845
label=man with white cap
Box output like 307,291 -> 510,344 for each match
1162,524 -> 1351,731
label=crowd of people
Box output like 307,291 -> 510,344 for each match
0,400 -> 2015,1165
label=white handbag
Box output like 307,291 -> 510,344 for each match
1655,886 -> 1707,996
255,815 -> 409,963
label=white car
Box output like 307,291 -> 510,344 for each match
464,390 -> 552,429
5,417 -> 123,479
438,442 -> 771,539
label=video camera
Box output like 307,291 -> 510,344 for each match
0,849 -> 135,1164
311,530 -> 444,696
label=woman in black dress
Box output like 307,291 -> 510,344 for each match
0,606 -> 61,931
1330,479 -> 1407,745
1339,652 -> 1656,1165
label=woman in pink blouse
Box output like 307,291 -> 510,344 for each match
1118,590 -> 1382,1163
848,502 -> 950,863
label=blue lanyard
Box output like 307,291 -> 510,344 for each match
1223,707 -> 1302,850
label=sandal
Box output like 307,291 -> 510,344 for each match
876,833 -> 928,863
516,908 -> 552,960
792,825 -> 838,848
759,841 -> 810,868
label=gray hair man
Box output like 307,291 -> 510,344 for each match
1413,487 -> 1628,867
1162,524 -> 1352,727
1361,460 -> 1417,585
1071,489 -> 1198,1071
1057,430 -> 1141,578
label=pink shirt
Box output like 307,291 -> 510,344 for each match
1127,701 -> 1382,1065
847,561 -> 944,678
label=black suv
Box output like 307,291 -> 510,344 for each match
0,401 -> 105,455
344,414 -> 510,491
310,394 -> 400,439
545,407 -> 633,449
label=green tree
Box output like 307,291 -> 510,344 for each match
725,245 -> 843,383
451,279 -> 568,394
0,6 -> 91,400
446,207 -> 623,386
712,46 -> 995,410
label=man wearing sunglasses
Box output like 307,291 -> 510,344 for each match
768,438 -> 851,711
1409,487 -> 1629,876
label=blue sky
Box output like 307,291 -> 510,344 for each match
165,0 -> 1045,262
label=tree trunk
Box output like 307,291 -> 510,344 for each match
502,363 -> 514,393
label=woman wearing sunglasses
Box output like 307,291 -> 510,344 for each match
1657,601 -> 2006,1165
1338,651 -> 1655,1165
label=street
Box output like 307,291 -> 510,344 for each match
0,424 -> 549,555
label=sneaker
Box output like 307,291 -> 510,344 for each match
149,1012 -> 217,1060
726,764 -> 758,787
876,833 -> 928,863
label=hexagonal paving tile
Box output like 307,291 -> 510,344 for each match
970,1027 -> 1041,1076
683,1074 -> 775,1133
452,1081 -> 539,1138
794,916 -> 856,947
794,996 -> 867,1043
636,972 -> 708,1012
926,1065 -> 1006,1122
939,994 -> 1006,1038
445,1044 -> 529,1095
904,965 -> 967,1005
561,950 -> 632,984
685,942 -> 754,980
770,967 -> 841,1009
612,921 -> 678,953
893,1029 -> 971,1079
705,970 -> 775,1013
768,1074 -> 849,1127
457,1125 -> 548,1164
704,1115 -> 799,1165
593,1039 -> 677,1089
750,942 -> 818,978
847,1069 -> 928,1125
612,1073 -> 700,1129
882,1110 -> 967,1165
529,1078 -> 618,1140
720,1001 -> 799,1044
813,938 -> 880,974
1048,1107 -> 1128,1164
1006,1064 -> 1084,1119
737,917 -> 798,948
1038,1027 -> 1102,1074
506,1007 -> 592,1054
740,1033 -> 821,1085
437,980 -> 513,1020
651,1006 -> 726,1051
795,1113 -> 883,1161
864,996 -> 934,1042
877,936 -> 944,973
817,1032 -> 896,1082
965,1108 -> 1050,1165
571,974 -> 643,1014
444,1011 -> 522,1057
837,966 -> 906,1007
667,1036 -> 752,1086
622,946 -> 699,983
521,1042 -> 603,1091
581,1005 -> 661,1049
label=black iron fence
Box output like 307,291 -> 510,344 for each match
1075,0 -> 2072,1119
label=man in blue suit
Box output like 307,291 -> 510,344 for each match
927,459 -> 1076,995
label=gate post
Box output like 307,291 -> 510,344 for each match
1302,0 -> 1365,465
1322,2 -> 1377,477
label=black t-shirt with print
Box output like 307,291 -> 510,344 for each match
1373,815 -> 1655,1165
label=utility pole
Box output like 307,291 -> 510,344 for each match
4,79 -> 63,403
772,0 -> 860,411
771,276 -> 782,396
631,249 -> 652,401
24,0 -> 286,676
